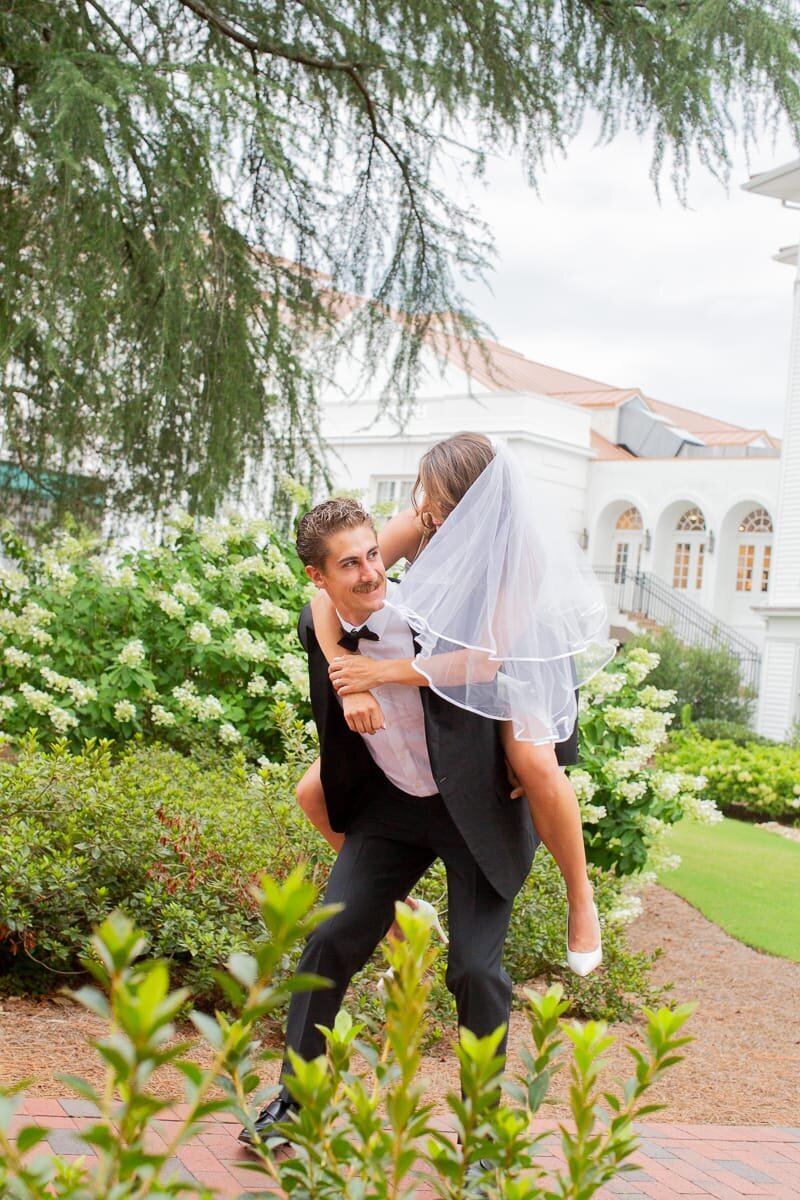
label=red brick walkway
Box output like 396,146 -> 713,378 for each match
9,1100 -> 800,1198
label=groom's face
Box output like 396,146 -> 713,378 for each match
305,523 -> 387,627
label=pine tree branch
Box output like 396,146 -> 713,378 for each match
176,0 -> 377,73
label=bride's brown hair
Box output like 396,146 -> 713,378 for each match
412,432 -> 495,522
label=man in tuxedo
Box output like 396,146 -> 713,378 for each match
240,497 -> 551,1151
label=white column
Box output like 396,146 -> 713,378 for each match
755,249 -> 800,739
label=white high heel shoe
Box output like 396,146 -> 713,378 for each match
566,901 -> 602,977
377,898 -> 448,996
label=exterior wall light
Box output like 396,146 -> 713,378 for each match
707,530 -> 716,553
578,528 -> 589,550
644,529 -> 652,552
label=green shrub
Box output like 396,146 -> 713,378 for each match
0,737 -> 657,1021
0,516 -> 312,757
573,646 -> 718,876
660,731 -> 800,824
0,883 -> 694,1200
626,629 -> 754,724
0,733 -> 328,1001
692,717 -> 774,746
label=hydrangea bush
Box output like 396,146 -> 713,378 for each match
0,517 -> 312,757
660,731 -> 800,824
573,647 -> 719,877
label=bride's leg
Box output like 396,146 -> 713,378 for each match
296,757 -> 345,853
501,726 -> 600,956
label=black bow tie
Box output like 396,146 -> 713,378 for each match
337,625 -> 380,652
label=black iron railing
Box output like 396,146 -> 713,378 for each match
594,564 -> 761,692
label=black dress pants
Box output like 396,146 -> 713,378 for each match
281,783 -> 515,1089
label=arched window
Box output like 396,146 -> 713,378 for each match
673,507 -> 706,591
676,507 -> 706,533
736,508 -> 773,593
615,506 -> 643,531
738,508 -> 773,534
613,506 -> 643,581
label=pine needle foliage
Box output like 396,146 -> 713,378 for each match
2,0 -> 799,521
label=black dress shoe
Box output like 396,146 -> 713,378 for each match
465,1157 -> 496,1197
238,1095 -> 299,1149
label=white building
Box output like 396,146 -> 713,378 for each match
741,159 -> 800,740
317,326 -> 783,724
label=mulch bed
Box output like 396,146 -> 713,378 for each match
2,885 -> 798,1124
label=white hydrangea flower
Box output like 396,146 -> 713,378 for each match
218,722 -> 241,744
189,622 -> 212,645
22,602 -> 54,626
28,626 -> 53,647
49,705 -> 79,732
607,893 -> 644,924
230,628 -> 270,661
118,639 -> 146,666
259,599 -> 291,625
199,530 -> 227,557
197,694 -> 224,720
279,652 -> 310,700
172,684 -> 199,713
151,704 -> 177,727
0,695 -> 16,712
569,768 -> 597,802
272,680 -> 290,698
155,591 -> 185,619
618,779 -> 648,803
623,648 -> 660,685
114,700 -> 137,722
39,668 -> 97,706
208,606 -> 230,627
5,646 -> 32,668
0,567 -> 28,595
202,563 -> 221,580
579,802 -> 607,824
68,681 -> 98,706
113,566 -> 137,588
173,581 -> 201,606
20,683 -> 53,713
587,671 -> 626,700
233,554 -> 270,579
168,509 -> 194,530
638,684 -> 677,710
247,674 -> 269,696
681,794 -> 723,824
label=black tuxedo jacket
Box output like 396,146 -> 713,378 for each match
298,604 -> 575,900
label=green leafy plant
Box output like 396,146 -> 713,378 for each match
0,516 -> 312,757
0,736 -> 657,1021
626,629 -> 754,724
572,646 -> 719,876
661,731 -> 800,824
0,876 -> 694,1199
691,718 -> 774,747
0,736 -> 324,1000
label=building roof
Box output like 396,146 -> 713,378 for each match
590,432 -> 636,461
422,325 -> 781,452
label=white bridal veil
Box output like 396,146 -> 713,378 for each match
387,440 -> 615,744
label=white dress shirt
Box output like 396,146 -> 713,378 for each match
336,596 -> 438,797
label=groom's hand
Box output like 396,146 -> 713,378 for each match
506,761 -> 525,800
342,691 -> 386,735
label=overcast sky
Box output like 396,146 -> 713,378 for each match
460,126 -> 800,438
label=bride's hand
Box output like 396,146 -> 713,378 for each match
329,655 -> 384,694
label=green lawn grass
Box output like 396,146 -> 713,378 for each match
659,818 -> 800,961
